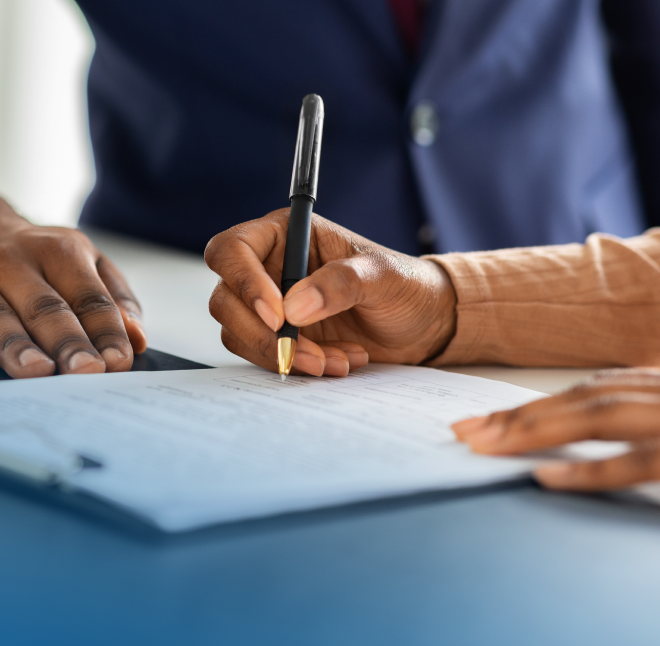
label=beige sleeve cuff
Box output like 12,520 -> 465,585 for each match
425,229 -> 660,367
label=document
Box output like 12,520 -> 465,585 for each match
0,364 -> 546,532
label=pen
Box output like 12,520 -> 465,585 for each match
277,94 -> 325,380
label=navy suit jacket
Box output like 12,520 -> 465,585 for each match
75,0 -> 646,255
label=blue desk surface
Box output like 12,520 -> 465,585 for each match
2,353 -> 659,646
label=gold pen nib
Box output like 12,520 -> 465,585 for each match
277,337 -> 297,380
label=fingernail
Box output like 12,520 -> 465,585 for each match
124,311 -> 145,333
345,350 -> 369,369
535,462 -> 574,482
284,287 -> 323,324
68,352 -> 102,373
18,348 -> 53,368
292,350 -> 325,377
254,298 -> 280,332
101,348 -> 127,368
324,356 -> 350,377
452,415 -> 489,436
124,315 -> 148,353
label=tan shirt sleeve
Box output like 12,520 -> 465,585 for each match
426,229 -> 660,367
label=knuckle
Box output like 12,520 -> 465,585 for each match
32,230 -> 78,258
0,301 -> 18,320
0,244 -> 20,269
585,394 -> 621,414
204,234 -> 222,267
231,271 -> 256,305
255,333 -> 273,361
221,327 -> 239,353
88,326 -> 128,349
50,334 -> 92,361
338,262 -> 362,292
113,293 -> 141,314
221,322 -> 272,363
495,406 -> 522,427
567,382 -> 593,399
205,229 -> 243,269
70,290 -> 116,319
24,293 -> 70,324
209,281 -> 229,320
0,331 -> 31,354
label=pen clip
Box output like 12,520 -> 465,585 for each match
290,94 -> 324,202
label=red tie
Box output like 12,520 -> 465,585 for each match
387,0 -> 425,56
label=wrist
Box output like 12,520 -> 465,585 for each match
420,257 -> 457,362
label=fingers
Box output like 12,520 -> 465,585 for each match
222,327 -> 358,377
0,215 -> 143,377
456,369 -> 660,435
0,295 -> 55,378
534,444 -> 660,491
1,240 -> 138,375
320,341 -> 369,375
451,367 -> 660,491
282,257 -> 368,327
40,251 -> 135,372
206,210 -> 374,335
212,278 -> 325,376
2,273 -> 107,375
205,211 -> 288,332
96,255 -> 147,354
212,279 -> 368,376
454,393 -> 660,455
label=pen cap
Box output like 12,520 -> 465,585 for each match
289,94 -> 324,202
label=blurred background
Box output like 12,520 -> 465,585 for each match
0,0 -> 94,228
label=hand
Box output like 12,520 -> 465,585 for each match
453,368 -> 660,491
205,209 -> 457,377
0,199 -> 147,378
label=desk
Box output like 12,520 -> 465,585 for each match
1,229 -> 659,646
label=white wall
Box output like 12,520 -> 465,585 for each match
0,0 -> 95,228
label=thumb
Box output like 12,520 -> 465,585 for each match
283,256 -> 371,327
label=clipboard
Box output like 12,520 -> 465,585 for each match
0,349 -> 212,534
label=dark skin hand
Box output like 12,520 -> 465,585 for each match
205,209 -> 457,377
453,368 -> 660,491
0,198 -> 147,378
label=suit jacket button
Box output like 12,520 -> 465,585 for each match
410,101 -> 439,146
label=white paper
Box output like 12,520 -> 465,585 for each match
0,364 -> 547,531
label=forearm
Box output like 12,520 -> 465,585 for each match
427,229 -> 660,367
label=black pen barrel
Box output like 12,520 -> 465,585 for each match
277,195 -> 313,342
280,195 -> 314,296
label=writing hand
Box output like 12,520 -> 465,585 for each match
0,199 -> 147,378
205,209 -> 457,377
453,368 -> 660,490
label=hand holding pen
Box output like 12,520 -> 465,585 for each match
205,94 -> 458,378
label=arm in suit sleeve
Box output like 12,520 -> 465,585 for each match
427,229 -> 660,367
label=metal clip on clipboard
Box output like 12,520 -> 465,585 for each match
0,423 -> 103,487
